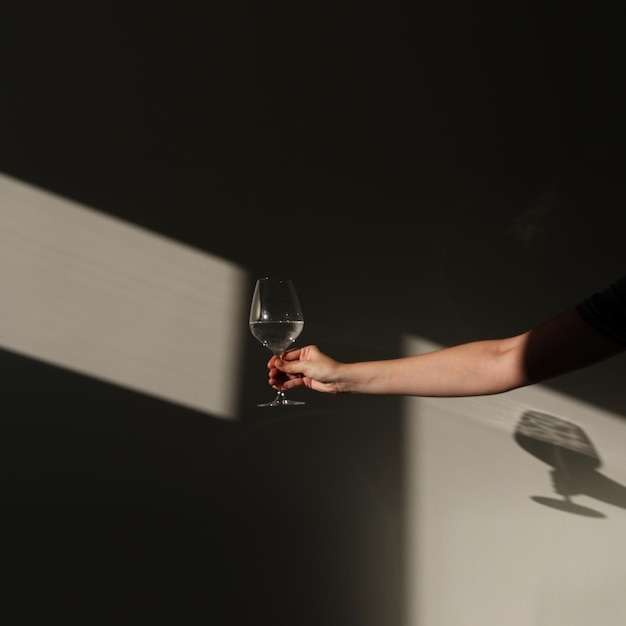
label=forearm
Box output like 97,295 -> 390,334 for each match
333,306 -> 626,396
275,307 -> 624,397
334,335 -> 529,397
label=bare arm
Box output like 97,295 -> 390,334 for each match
269,307 -> 625,397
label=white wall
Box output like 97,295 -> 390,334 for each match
403,337 -> 626,626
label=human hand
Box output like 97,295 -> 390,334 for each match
267,345 -> 344,394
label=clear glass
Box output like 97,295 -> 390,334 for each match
249,276 -> 305,407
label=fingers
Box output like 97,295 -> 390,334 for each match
267,365 -> 305,390
268,354 -> 294,371
280,374 -> 306,390
267,365 -> 285,389
267,348 -> 304,370
279,347 -> 303,362
266,345 -> 317,391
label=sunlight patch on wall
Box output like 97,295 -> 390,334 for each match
0,173 -> 246,420
400,333 -> 626,626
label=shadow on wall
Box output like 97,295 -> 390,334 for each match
514,410 -> 626,519
1,345 -> 406,626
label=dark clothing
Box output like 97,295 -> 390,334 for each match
576,275 -> 626,346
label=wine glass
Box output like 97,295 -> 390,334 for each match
249,276 -> 305,407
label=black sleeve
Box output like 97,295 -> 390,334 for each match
576,275 -> 626,346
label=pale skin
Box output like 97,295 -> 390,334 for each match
267,307 -> 625,397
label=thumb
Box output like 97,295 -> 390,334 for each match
275,357 -> 298,373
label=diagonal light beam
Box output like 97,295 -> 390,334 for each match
0,172 -> 247,419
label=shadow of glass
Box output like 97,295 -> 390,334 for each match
514,410 -> 626,517
529,496 -> 606,518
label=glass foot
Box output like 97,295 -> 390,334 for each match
257,390 -> 305,407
